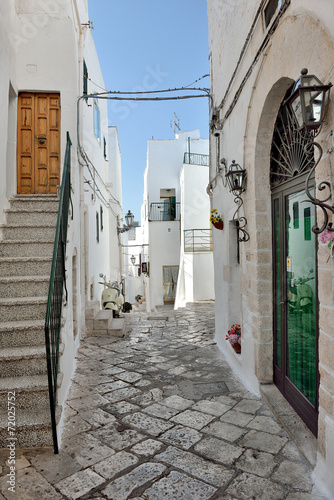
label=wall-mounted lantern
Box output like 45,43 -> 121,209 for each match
285,68 -> 333,235
130,255 -> 136,265
226,160 -> 250,263
117,210 -> 134,234
285,68 -> 332,131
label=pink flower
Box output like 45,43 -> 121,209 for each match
319,229 -> 334,245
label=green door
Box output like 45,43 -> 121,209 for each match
273,182 -> 318,435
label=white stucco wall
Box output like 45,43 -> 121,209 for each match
208,0 -> 334,496
143,131 -> 213,311
0,2 -> 19,224
149,222 -> 180,307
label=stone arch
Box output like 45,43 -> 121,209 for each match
243,11 -> 334,384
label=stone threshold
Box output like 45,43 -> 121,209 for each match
260,383 -> 317,467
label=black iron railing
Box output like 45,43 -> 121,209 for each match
183,152 -> 209,166
149,202 -> 181,221
184,229 -> 213,252
45,132 -> 72,454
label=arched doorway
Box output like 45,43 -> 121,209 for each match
270,90 -> 319,436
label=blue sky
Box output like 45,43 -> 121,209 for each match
88,0 -> 210,221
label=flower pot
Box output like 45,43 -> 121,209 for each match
232,343 -> 241,354
213,221 -> 224,230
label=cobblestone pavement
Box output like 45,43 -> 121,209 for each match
0,303 -> 329,499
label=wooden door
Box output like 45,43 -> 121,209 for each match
17,93 -> 60,194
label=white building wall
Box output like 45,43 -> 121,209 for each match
208,0 -> 334,496
143,130 -> 212,312
0,0 -> 119,446
0,2 -> 18,224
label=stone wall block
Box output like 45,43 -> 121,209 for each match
254,341 -> 273,383
318,268 -> 333,306
319,332 -> 334,374
319,385 -> 334,418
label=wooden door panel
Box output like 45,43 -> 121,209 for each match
17,92 -> 60,194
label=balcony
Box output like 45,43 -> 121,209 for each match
183,152 -> 209,166
149,202 -> 181,221
184,229 -> 213,252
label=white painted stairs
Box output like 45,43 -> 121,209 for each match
0,195 -> 62,448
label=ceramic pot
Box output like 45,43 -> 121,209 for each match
213,221 -> 224,230
232,342 -> 241,354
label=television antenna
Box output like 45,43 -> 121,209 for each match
170,112 -> 181,134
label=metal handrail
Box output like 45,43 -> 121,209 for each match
149,202 -> 181,221
45,131 -> 72,454
184,228 -> 213,252
183,152 -> 209,166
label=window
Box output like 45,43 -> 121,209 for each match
96,211 -> 99,242
263,0 -> 283,28
93,96 -> 101,143
100,205 -> 104,231
83,60 -> 88,102
103,136 -> 107,159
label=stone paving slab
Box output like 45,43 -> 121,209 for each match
143,470 -> 217,500
0,303 -> 327,499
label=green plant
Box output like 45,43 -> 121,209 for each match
210,208 -> 223,224
123,302 -> 132,312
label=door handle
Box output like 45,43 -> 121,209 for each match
38,138 -> 46,144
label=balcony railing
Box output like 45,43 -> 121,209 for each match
149,202 -> 180,221
184,229 -> 213,252
183,152 -> 209,166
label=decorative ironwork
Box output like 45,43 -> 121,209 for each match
184,229 -> 213,252
270,106 -> 315,189
183,152 -> 209,166
304,141 -> 334,234
149,202 -> 180,221
232,195 -> 250,263
45,132 -> 72,454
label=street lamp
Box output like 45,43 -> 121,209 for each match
284,68 -> 334,235
226,160 -> 247,194
226,160 -> 249,263
285,68 -> 332,130
130,255 -> 136,265
117,210 -> 134,234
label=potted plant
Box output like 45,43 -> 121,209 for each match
319,229 -> 334,262
226,324 -> 241,353
210,209 -> 224,230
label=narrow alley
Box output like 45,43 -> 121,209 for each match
0,303 -> 327,499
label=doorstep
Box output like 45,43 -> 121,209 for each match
260,383 -> 317,467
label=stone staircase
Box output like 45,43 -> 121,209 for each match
85,301 -> 125,338
0,195 -> 61,448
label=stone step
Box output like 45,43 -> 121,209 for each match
0,240 -> 54,258
0,257 -> 52,277
93,309 -> 114,331
85,300 -> 100,320
0,275 -> 49,298
0,296 -> 47,322
86,317 -> 125,338
0,407 -> 61,448
4,208 -> 58,225
0,224 -> 56,241
8,195 -> 59,211
0,319 -> 45,348
0,345 -> 47,377
109,318 -> 125,337
0,373 -> 63,410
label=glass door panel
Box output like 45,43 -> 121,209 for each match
163,265 -> 179,302
286,190 -> 317,405
273,197 -> 281,370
